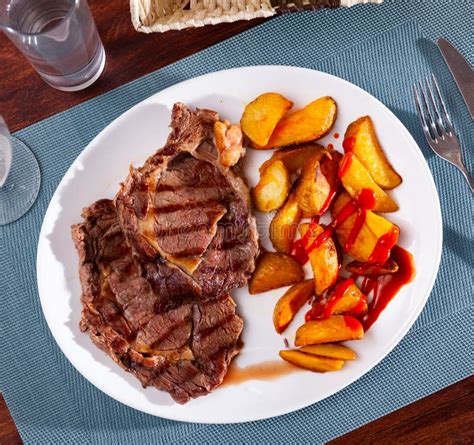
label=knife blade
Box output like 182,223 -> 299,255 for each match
437,38 -> 474,119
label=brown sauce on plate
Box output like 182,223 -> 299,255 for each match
222,360 -> 301,386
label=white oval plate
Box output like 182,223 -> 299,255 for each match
37,66 -> 442,424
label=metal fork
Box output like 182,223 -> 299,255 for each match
413,74 -> 473,192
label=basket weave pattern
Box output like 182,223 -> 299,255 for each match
130,0 -> 382,33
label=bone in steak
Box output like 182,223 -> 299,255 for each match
72,199 -> 243,404
115,103 -> 259,302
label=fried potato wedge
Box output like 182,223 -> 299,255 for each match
249,252 -> 305,295
241,93 -> 293,148
344,116 -> 402,189
270,193 -> 303,253
264,96 -> 337,149
273,279 -> 314,333
295,154 -> 332,217
331,281 -> 368,317
253,160 -> 290,212
295,315 -> 364,346
279,349 -> 344,372
300,343 -> 356,360
345,259 -> 399,277
299,223 -> 339,295
339,152 -> 398,212
259,144 -> 327,175
331,192 -> 399,262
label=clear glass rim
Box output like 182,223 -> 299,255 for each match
0,0 -> 80,37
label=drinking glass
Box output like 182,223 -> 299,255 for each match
0,0 -> 105,91
0,116 -> 40,225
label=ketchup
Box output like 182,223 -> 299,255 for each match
322,278 -> 354,318
292,189 -> 376,265
338,152 -> 354,179
368,226 -> 400,264
342,137 -> 355,152
362,245 -> 416,330
334,133 -> 340,139
327,143 -> 334,150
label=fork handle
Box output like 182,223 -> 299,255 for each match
454,160 -> 474,192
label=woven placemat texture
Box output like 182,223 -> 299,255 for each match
1,1 -> 472,443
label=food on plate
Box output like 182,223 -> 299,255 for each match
213,119 -> 245,168
331,192 -> 399,262
240,92 -> 293,147
264,96 -> 337,149
72,200 -> 244,404
72,91 -> 416,396
249,252 -> 305,294
74,103 -> 259,404
115,103 -> 259,299
299,344 -> 356,361
295,316 -> 364,346
339,152 -> 399,212
299,223 -> 339,295
307,278 -> 368,319
273,279 -> 314,333
295,153 -> 334,217
346,258 -> 399,276
279,349 -> 344,372
253,160 -> 290,212
344,116 -> 402,189
259,144 -> 326,175
270,192 -> 303,253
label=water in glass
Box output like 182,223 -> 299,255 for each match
1,0 -> 105,91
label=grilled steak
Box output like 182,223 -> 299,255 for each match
72,199 -> 243,404
115,103 -> 259,302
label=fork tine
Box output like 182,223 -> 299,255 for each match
431,74 -> 455,134
413,83 -> 434,142
417,80 -> 438,139
424,77 -> 445,137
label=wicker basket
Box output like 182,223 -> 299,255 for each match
130,0 -> 383,33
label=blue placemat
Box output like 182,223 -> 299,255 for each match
1,1 -> 473,443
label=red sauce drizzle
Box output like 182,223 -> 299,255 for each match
322,278 -> 354,318
362,245 -> 416,330
350,294 -> 368,316
343,315 -> 361,330
292,188 -> 376,265
318,188 -> 338,216
342,136 -> 355,152
368,226 -> 400,265
338,152 -> 354,179
334,133 -> 340,139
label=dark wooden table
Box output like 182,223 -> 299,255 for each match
1,1 -> 473,443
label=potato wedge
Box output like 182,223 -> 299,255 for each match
344,116 -> 402,189
339,152 -> 398,212
264,96 -> 337,149
259,144 -> 327,175
295,154 -> 332,217
253,160 -> 290,212
299,223 -> 339,295
279,349 -> 344,372
331,281 -> 368,317
273,279 -> 314,333
241,93 -> 293,148
249,252 -> 305,295
300,343 -> 356,360
295,315 -> 364,346
346,259 -> 399,277
331,192 -> 399,262
270,193 -> 303,253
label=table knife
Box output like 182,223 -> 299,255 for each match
437,38 -> 474,119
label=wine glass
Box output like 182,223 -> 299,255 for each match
0,116 -> 41,225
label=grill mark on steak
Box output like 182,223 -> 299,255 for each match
72,199 -> 243,404
115,103 -> 259,301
